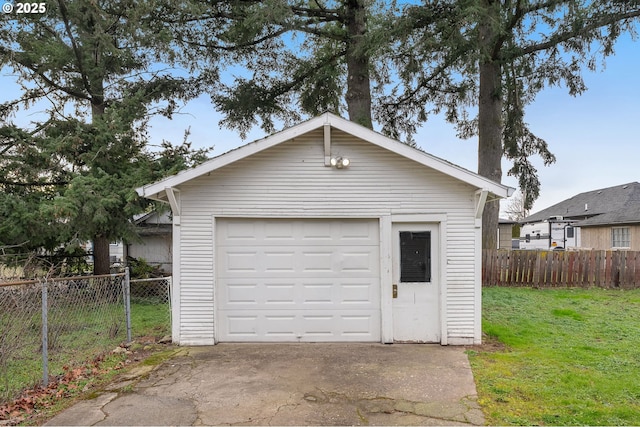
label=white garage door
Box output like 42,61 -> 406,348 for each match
216,218 -> 381,342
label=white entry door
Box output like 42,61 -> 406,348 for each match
392,223 -> 440,342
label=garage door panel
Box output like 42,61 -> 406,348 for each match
263,315 -> 297,338
219,278 -> 379,309
339,221 -> 377,240
225,222 -> 258,241
223,251 -> 258,272
339,314 -> 380,336
218,219 -> 379,246
341,251 -> 377,272
216,218 -> 381,342
301,283 -> 333,304
218,247 -> 378,277
264,283 -> 297,305
224,283 -> 259,305
264,221 -> 296,240
301,251 -> 333,272
219,310 -> 381,342
341,282 -> 377,304
224,315 -> 259,338
263,251 -> 297,272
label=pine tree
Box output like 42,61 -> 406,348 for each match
384,0 -> 640,248
183,0 -> 392,135
0,0 -> 208,273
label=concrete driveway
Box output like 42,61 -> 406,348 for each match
45,344 -> 484,426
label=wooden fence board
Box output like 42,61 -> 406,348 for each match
483,249 -> 640,289
594,251 -> 603,287
605,251 -> 612,288
533,251 -> 542,286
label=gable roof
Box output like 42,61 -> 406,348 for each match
134,209 -> 172,226
575,205 -> 640,227
522,182 -> 640,225
137,112 -> 513,201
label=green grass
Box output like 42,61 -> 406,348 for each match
130,300 -> 170,337
469,287 -> 640,425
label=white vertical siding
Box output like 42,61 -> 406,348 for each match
178,215 -> 215,344
176,128 -> 480,344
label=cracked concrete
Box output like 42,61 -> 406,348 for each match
45,344 -> 484,426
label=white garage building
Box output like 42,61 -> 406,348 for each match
137,113 -> 512,345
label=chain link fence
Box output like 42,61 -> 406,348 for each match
129,277 -> 172,339
0,271 -> 172,405
0,281 -> 41,403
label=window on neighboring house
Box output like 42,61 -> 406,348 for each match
611,227 -> 630,248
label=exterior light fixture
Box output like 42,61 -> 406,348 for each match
330,156 -> 350,169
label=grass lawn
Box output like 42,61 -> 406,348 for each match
469,287 -> 640,425
130,300 -> 171,338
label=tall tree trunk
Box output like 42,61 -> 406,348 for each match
91,76 -> 109,274
93,234 -> 111,275
344,0 -> 373,129
91,97 -> 111,276
477,5 -> 503,250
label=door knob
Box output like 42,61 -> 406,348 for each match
392,284 -> 398,298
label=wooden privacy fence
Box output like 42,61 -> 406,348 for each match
483,249 -> 640,288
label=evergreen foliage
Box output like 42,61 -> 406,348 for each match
2,0 -> 639,257
187,1 -> 639,248
0,0 -> 210,273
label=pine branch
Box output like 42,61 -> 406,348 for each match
517,9 -> 640,57
175,28 -> 289,51
0,179 -> 69,187
290,5 -> 340,20
57,0 -> 93,98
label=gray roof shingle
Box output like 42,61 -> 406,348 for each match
522,182 -> 640,226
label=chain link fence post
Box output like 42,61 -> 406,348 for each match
41,279 -> 49,387
167,276 -> 173,334
124,267 -> 132,344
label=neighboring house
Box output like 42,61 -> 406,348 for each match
83,240 -> 123,266
137,113 -> 512,346
127,210 -> 173,273
105,211 -> 172,271
521,182 -> 640,250
498,218 -> 517,249
109,241 -> 124,265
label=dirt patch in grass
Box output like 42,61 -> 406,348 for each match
467,333 -> 508,354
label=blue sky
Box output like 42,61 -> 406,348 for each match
2,30 -> 638,216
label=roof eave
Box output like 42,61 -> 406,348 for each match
136,112 -> 514,200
